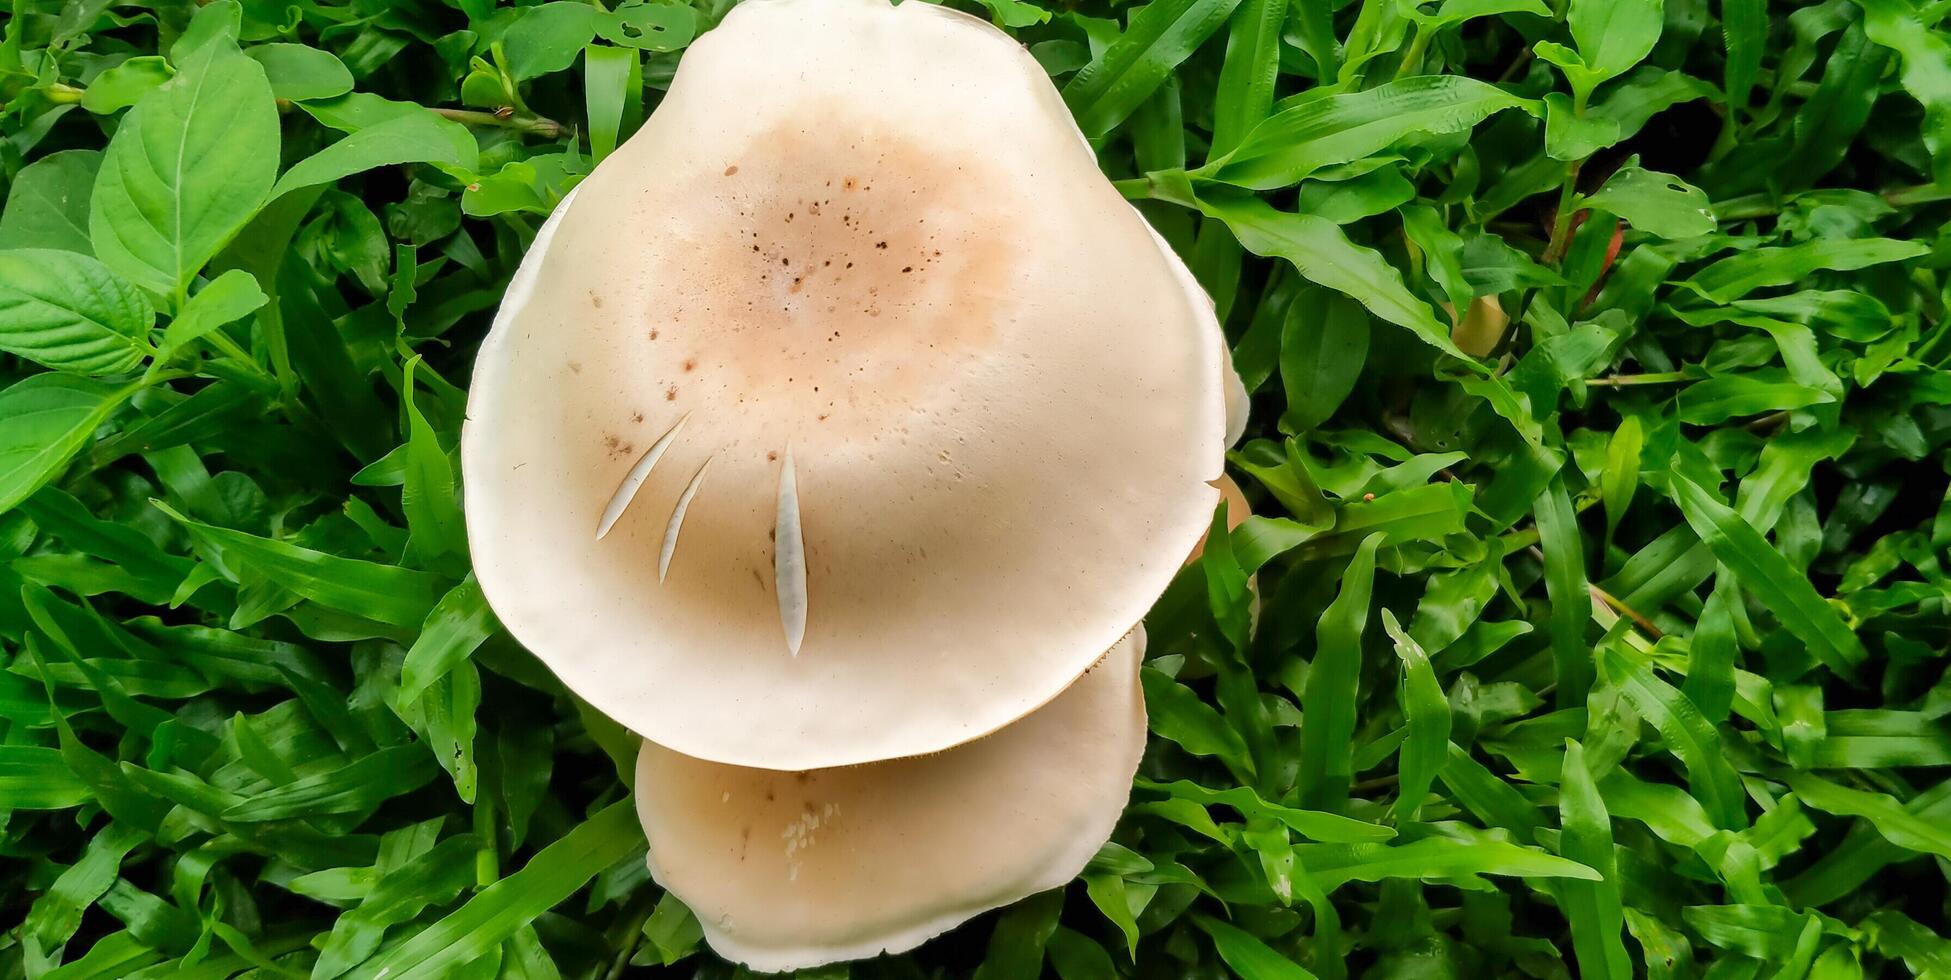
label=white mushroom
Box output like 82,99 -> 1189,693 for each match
1139,219 -> 1250,447
462,0 -> 1228,770
632,628 -> 1148,972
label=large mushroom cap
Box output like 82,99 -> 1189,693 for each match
462,0 -> 1227,769
633,627 -> 1148,972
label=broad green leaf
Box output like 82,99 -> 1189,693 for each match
272,111 -> 479,200
1775,684 -> 1825,769
170,0 -> 242,61
1062,0 -> 1246,137
23,822 -> 144,949
1809,710 -> 1951,768
1046,926 -> 1118,980
1722,0 -> 1765,116
1596,768 -> 1714,846
0,150 -> 100,254
1382,609 -> 1450,823
0,374 -> 135,516
1766,20 -> 1888,193
497,724 -> 554,848
1293,836 -> 1601,889
1535,476 -> 1592,707
1600,415 -> 1642,542
159,268 -> 264,354
313,836 -> 478,979
1082,873 -> 1141,958
1600,643 -> 1748,830
1407,543 -> 1503,654
1401,203 -> 1472,324
1558,740 -> 1632,980
1194,194 -> 1475,364
41,931 -> 162,979
156,501 -> 446,628
1625,909 -> 1697,980
504,3 -> 600,80
1209,76 -> 1532,189
1786,773 -> 1951,860
1678,374 -> 1831,425
1861,911 -> 1951,977
1581,167 -> 1715,239
1439,741 -> 1547,839
396,660 -> 482,804
1137,778 -> 1395,841
1339,0 -> 1414,80
1682,905 -> 1819,960
0,745 -> 93,809
972,890 -> 1062,980
1568,0 -> 1663,86
1300,534 -> 1382,811
1854,0 -> 1951,186
1203,506 -> 1253,654
400,357 -> 466,566
89,38 -> 278,299
1210,0 -> 1286,156
1306,481 -> 1475,554
397,576 -> 497,707
595,2 -> 700,53
1684,237 -> 1929,303
1195,915 -> 1320,979
1405,0 -> 1552,30
963,0 -> 1045,25
17,487 -> 194,605
0,248 -> 155,373
223,743 -> 438,821
1281,288 -> 1369,431
584,44 -> 641,163
79,57 -> 173,115
1546,69 -> 1717,159
246,43 -> 353,101
1667,469 -> 1868,679
342,802 -> 644,980
1142,666 -> 1256,779
1684,575 -> 1741,723
639,892 -> 702,966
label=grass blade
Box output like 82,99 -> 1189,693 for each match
342,801 -> 644,980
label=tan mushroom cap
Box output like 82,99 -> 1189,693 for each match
462,0 -> 1227,769
633,627 -> 1147,973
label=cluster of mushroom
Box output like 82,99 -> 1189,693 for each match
461,0 -> 1243,970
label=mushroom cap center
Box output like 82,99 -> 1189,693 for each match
632,118 -> 1015,432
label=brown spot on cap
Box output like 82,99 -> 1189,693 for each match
723,164 -> 739,176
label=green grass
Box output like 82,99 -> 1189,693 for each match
2,0 -> 1950,977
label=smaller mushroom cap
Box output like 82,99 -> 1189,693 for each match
632,627 -> 1148,972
